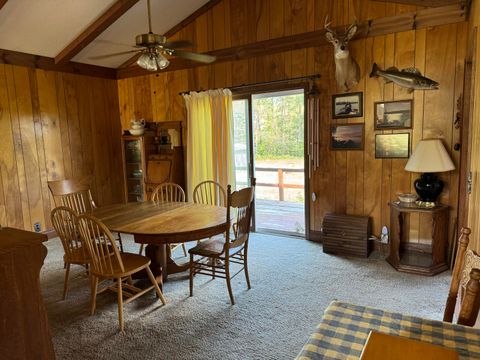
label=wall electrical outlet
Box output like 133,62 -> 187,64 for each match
33,222 -> 41,233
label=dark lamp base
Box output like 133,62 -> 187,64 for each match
414,173 -> 444,203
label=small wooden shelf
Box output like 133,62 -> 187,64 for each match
387,202 -> 449,276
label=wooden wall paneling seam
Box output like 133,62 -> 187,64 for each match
36,70 -> 65,182
29,68 -> 53,230
410,28 -> 427,245
364,36 -> 384,236
63,74 -> 84,178
0,64 -> 22,227
4,65 -> 30,230
0,67 -> 7,225
55,73 -> 73,180
13,67 -> 44,232
450,22 -> 468,254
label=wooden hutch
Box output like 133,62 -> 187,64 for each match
121,121 -> 185,202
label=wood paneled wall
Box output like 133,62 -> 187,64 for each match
467,0 -> 480,251
118,0 -> 465,249
0,64 -> 123,232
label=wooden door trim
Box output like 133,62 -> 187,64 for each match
457,27 -> 477,235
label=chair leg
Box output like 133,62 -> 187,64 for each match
117,277 -> 124,333
243,250 -> 251,289
146,266 -> 167,305
139,243 -> 144,255
212,257 -> 216,279
189,253 -> 194,297
181,243 -> 187,257
225,260 -> 235,305
90,276 -> 99,315
62,263 -> 71,300
117,233 -> 124,253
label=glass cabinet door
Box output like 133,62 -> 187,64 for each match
124,139 -> 145,202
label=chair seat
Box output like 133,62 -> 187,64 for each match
189,237 -> 225,257
64,246 -> 90,264
91,253 -> 151,278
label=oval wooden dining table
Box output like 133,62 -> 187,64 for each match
91,201 -> 227,282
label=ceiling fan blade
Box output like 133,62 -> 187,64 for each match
162,40 -> 193,49
89,50 -> 142,60
169,49 -> 216,63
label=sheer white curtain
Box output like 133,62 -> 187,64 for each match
183,89 -> 235,199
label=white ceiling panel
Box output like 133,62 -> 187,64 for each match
0,0 -> 209,68
0,0 -> 116,57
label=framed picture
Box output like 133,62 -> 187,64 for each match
375,133 -> 410,158
374,100 -> 413,130
331,123 -> 364,150
332,92 -> 363,119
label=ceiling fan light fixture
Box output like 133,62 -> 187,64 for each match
137,52 -> 158,71
155,52 -> 170,70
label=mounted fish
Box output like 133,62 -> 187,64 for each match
324,17 -> 360,92
370,63 -> 439,93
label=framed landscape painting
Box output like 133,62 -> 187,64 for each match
332,92 -> 363,119
331,123 -> 364,150
375,133 -> 410,158
374,100 -> 413,130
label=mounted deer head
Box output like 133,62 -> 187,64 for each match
324,17 -> 360,92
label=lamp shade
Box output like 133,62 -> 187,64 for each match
405,139 -> 455,173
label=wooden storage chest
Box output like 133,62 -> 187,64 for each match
321,213 -> 371,257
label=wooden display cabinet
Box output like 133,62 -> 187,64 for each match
121,134 -> 155,202
121,121 -> 184,203
387,202 -> 449,276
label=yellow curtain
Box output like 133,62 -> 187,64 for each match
183,89 -> 235,199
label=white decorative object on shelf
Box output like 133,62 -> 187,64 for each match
129,128 -> 145,136
397,193 -> 417,203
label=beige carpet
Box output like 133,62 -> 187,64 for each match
40,233 -> 451,360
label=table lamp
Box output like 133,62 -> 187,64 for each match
404,139 -> 455,207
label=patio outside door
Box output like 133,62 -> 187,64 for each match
232,88 -> 307,237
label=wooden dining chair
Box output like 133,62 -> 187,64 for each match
51,206 -> 90,300
189,184 -> 254,305
193,180 -> 227,207
76,213 -> 167,332
443,227 -> 480,326
48,177 -> 124,252
151,182 -> 185,203
139,182 -> 187,256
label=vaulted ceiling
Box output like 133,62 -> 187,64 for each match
0,0 -> 208,68
0,0 -> 468,79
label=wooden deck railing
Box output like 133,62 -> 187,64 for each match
238,167 -> 304,201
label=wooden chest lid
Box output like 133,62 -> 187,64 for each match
0,227 -> 48,255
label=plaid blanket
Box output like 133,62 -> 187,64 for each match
296,301 -> 480,360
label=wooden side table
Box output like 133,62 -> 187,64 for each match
387,202 -> 449,276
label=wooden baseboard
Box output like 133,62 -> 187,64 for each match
308,230 -> 322,243
43,228 -> 57,239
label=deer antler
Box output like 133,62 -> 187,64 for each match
344,19 -> 358,41
324,16 -> 337,37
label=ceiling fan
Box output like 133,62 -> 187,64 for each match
92,0 -> 216,71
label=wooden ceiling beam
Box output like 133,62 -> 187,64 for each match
372,0 -> 465,7
0,48 -> 116,79
118,0 -> 223,69
0,0 -> 8,11
55,0 -> 139,65
117,3 -> 467,79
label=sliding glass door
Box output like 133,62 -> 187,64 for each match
232,88 -> 307,237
